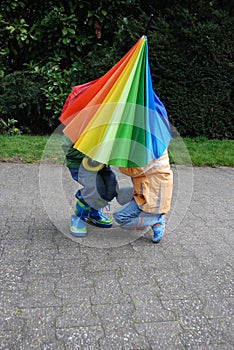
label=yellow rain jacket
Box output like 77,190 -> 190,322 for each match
119,150 -> 173,214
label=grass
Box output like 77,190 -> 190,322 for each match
0,134 -> 233,166
183,137 -> 234,167
0,134 -> 63,163
169,136 -> 234,167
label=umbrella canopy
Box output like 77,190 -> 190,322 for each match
59,36 -> 171,167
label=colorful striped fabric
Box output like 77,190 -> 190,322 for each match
59,36 -> 171,167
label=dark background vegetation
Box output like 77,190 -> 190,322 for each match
0,0 -> 233,138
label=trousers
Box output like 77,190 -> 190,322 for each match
69,164 -> 117,210
113,199 -> 162,229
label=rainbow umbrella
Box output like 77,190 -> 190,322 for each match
59,36 -> 171,167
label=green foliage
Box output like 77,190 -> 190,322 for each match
0,117 -> 22,135
0,0 -> 146,133
147,5 -> 234,139
0,71 -> 48,133
0,0 -> 233,138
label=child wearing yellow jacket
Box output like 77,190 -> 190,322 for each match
113,149 -> 173,243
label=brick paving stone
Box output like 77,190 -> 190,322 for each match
135,321 -> 185,350
56,326 -> 104,350
99,325 -> 151,349
56,303 -> 100,328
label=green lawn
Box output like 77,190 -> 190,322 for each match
0,134 -> 233,166
169,137 -> 234,167
0,135 -> 64,163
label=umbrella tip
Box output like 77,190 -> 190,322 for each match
145,13 -> 154,35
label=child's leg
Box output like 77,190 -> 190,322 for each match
113,199 -> 142,226
69,166 -> 113,229
68,168 -> 88,236
85,166 -> 117,228
113,199 -> 165,243
98,166 -> 133,205
74,164 -> 111,209
97,166 -> 117,202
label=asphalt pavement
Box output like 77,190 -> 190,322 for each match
0,162 -> 233,349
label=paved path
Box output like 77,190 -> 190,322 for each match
0,162 -> 233,349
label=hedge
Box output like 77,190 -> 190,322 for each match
0,1 -> 233,138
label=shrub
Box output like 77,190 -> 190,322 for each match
0,1 -> 233,138
147,6 -> 234,139
0,71 -> 49,133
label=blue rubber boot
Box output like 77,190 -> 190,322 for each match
75,199 -> 112,228
74,199 -> 91,218
87,208 -> 113,228
151,214 -> 165,243
70,215 -> 87,237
